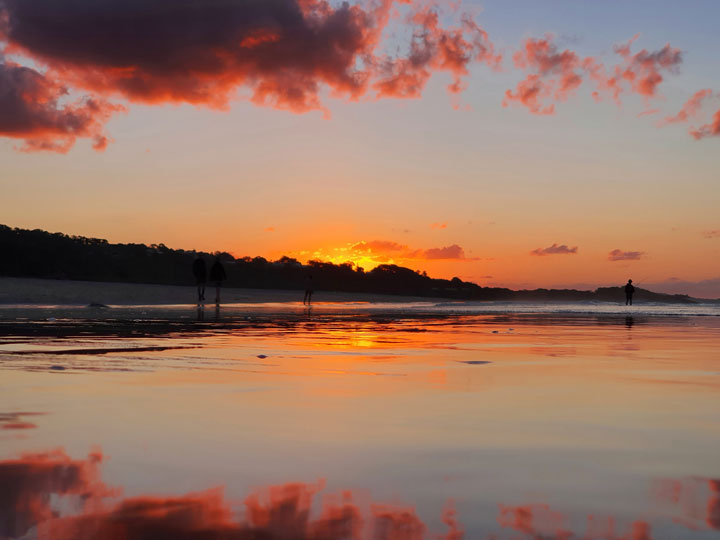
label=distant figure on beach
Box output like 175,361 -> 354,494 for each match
303,274 -> 314,305
625,279 -> 635,305
193,255 -> 207,303
209,256 -> 227,305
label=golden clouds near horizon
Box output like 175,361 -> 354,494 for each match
288,240 -> 474,272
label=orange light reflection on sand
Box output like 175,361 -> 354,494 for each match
2,315 -> 720,540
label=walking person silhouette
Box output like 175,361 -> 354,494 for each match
303,274 -> 314,305
209,256 -> 227,305
624,279 -> 635,306
193,254 -> 207,304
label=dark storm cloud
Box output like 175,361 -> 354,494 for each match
0,59 -> 121,152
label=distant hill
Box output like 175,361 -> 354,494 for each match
0,224 -> 700,304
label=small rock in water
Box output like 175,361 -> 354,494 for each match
257,354 -> 268,359
491,330 -> 499,334
47,317 -> 57,322
49,365 -> 65,371
87,303 -> 110,308
460,360 -> 491,365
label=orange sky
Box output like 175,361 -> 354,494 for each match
1,0 -> 719,295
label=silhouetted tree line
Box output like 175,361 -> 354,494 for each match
0,225 -> 697,303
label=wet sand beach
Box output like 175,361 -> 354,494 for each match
1,303 -> 719,539
0,276 -> 450,306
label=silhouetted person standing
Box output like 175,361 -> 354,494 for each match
625,279 -> 635,305
193,255 -> 207,303
303,274 -> 314,305
209,256 -> 227,305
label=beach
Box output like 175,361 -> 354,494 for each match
0,276 -> 449,306
1,292 -> 719,539
2,0 -> 719,538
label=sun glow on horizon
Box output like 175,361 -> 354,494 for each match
291,241 -> 404,272
283,240 -> 475,275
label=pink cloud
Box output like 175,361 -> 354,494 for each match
1,0 -> 498,139
608,249 -> 645,261
585,34 -> 682,105
503,35 -> 583,115
374,6 -> 501,100
690,108 -> 720,140
661,88 -> 713,125
431,222 -> 448,229
350,240 -> 473,261
360,240 -> 410,253
703,230 -> 720,239
505,33 -> 685,116
530,243 -> 578,256
423,244 -> 467,259
0,1 -> 706,150
614,40 -> 682,99
658,88 -> 720,139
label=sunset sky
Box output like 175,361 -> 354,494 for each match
1,0 -> 719,296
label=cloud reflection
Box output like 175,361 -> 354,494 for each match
655,476 -> 720,531
2,449 -> 719,540
499,503 -> 653,540
0,449 -> 110,539
0,449 -> 459,540
0,412 -> 45,431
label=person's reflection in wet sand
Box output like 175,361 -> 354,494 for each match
214,304 -> 221,321
193,254 -> 207,304
209,256 -> 227,305
624,316 -> 635,349
196,305 -> 204,321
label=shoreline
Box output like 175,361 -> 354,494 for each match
0,276 -> 452,306
2,276 -> 718,308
